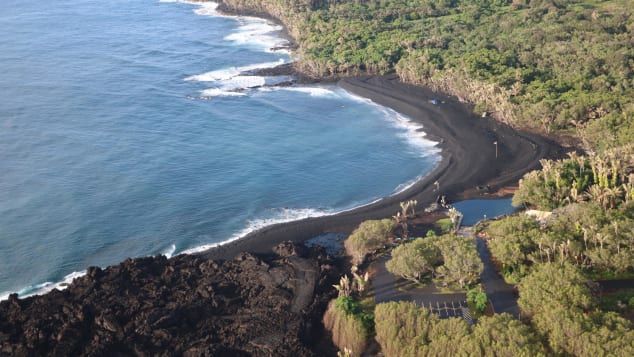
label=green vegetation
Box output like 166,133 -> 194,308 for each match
385,237 -> 441,282
484,148 -> 634,283
486,215 -> 541,283
386,234 -> 483,288
434,234 -> 483,289
214,2 -> 634,353
344,219 -> 395,265
513,148 -> 634,210
466,285 -> 488,313
487,202 -> 634,282
221,0 -> 634,151
600,288 -> 634,313
433,217 -> 454,233
518,263 -> 634,355
323,296 -> 373,356
374,302 -> 546,356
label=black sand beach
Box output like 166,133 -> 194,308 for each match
202,75 -> 565,260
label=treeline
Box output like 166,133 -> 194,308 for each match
219,0 -> 633,150
375,302 -> 546,356
373,262 -> 634,356
386,233 -> 483,288
485,146 -> 634,282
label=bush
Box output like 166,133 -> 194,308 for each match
435,234 -> 483,289
344,219 -> 395,265
386,238 -> 441,282
375,302 -> 547,355
323,297 -> 373,356
468,314 -> 547,356
466,285 -> 488,313
374,301 -> 437,357
486,215 -> 540,281
435,218 -> 453,233
518,263 -> 634,355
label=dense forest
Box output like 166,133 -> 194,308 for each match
322,146 -> 634,356
220,0 -> 633,150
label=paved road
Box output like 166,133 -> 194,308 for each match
474,236 -> 520,317
455,227 -> 520,317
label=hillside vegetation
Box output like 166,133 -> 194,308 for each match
220,0 -> 633,150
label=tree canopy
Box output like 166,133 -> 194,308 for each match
386,234 -> 483,288
344,219 -> 395,265
518,263 -> 634,356
374,302 -> 546,356
221,0 -> 634,151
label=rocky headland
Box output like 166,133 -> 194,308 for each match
0,242 -> 340,356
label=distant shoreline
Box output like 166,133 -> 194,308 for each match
201,74 -> 565,260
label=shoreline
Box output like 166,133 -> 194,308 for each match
0,0 -> 564,299
201,75 -> 565,260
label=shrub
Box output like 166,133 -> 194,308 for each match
323,297 -> 372,356
466,285 -> 488,313
374,301 -> 437,357
376,302 -> 548,355
344,219 -> 395,265
486,215 -> 540,282
518,263 -> 634,355
435,234 -> 483,288
386,238 -> 441,282
435,218 -> 453,233
468,314 -> 547,356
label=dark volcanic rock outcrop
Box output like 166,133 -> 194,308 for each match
0,243 -> 339,356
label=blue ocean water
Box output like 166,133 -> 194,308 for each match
0,0 -> 439,298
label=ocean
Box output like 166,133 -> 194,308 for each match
0,0 -> 439,298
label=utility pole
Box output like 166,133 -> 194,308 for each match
493,141 -> 498,159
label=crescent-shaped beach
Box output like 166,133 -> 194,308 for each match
202,74 -> 565,260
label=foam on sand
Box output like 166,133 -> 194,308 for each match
180,207 -> 334,254
338,90 -> 441,158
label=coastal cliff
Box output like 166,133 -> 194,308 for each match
0,243 -> 339,356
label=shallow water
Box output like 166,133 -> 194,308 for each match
453,198 -> 517,226
0,0 -> 439,297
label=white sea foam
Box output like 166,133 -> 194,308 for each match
180,207 -> 334,254
223,20 -> 288,53
165,1 -> 289,53
200,75 -> 294,98
338,90 -> 441,158
259,86 -> 339,98
185,59 -> 285,82
0,271 -> 86,301
200,88 -> 247,98
162,244 -> 177,258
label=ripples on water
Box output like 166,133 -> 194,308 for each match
0,0 -> 439,298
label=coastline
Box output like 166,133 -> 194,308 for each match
201,74 -> 564,260
0,0 -> 564,298
194,1 -> 564,260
